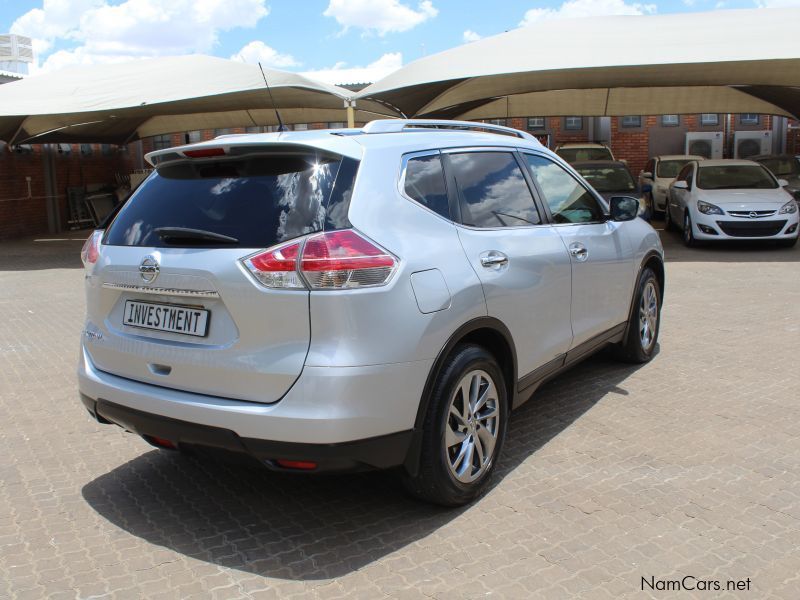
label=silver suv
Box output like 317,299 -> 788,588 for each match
78,120 -> 664,506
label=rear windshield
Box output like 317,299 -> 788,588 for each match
105,153 -> 354,248
573,165 -> 636,193
696,165 -> 778,190
657,160 -> 692,179
556,147 -> 613,163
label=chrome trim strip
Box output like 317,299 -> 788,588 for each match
101,283 -> 219,298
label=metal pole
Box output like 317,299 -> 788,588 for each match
345,100 -> 356,128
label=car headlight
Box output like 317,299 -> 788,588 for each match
779,200 -> 798,214
697,200 -> 724,215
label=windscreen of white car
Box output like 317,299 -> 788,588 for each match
574,165 -> 636,193
556,148 -> 613,163
656,160 -> 692,179
696,165 -> 778,190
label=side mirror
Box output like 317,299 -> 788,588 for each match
641,171 -> 654,180
778,178 -> 789,187
609,196 -> 639,222
672,180 -> 689,190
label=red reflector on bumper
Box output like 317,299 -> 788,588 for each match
275,459 -> 318,470
148,436 -> 177,449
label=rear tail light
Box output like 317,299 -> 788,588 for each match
80,230 -> 102,267
274,459 -> 317,470
242,229 -> 397,290
242,240 -> 305,289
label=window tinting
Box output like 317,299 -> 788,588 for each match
105,154 -> 348,248
700,113 -> 719,126
524,155 -> 604,224
573,164 -> 636,193
449,152 -> 540,228
403,154 -> 450,219
759,157 -> 799,177
657,159 -> 692,178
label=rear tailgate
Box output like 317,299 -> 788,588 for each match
83,145 -> 357,403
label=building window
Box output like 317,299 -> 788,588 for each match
327,122 -> 346,129
100,144 -> 112,156
214,128 -> 232,137
621,115 -> 642,128
152,135 -> 171,150
564,116 -> 583,130
487,119 -> 507,126
740,114 -> 759,125
185,130 -> 202,143
700,113 -> 719,126
293,123 -> 309,131
245,126 -> 264,133
661,115 -> 679,127
527,117 -> 545,130
79,143 -> 93,156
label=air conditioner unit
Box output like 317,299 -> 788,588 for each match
734,130 -> 772,159
685,131 -> 724,159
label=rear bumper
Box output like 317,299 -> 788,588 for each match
81,395 -> 413,471
78,345 -> 432,468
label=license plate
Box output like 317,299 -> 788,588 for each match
123,300 -> 209,337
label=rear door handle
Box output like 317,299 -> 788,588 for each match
480,250 -> 509,268
568,242 -> 589,262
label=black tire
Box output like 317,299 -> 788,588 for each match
402,344 -> 509,506
683,211 -> 696,247
616,267 -> 661,364
664,203 -> 674,231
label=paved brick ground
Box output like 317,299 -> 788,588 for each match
1,227 -> 798,599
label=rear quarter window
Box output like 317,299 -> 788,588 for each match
402,154 -> 450,219
105,153 -> 356,248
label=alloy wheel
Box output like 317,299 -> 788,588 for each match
445,369 -> 500,484
639,281 -> 658,350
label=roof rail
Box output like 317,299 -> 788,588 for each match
361,119 -> 537,141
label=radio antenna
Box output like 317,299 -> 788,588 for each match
258,62 -> 287,133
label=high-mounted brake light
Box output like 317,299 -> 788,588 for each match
183,147 -> 226,158
241,229 -> 397,290
80,230 -> 102,267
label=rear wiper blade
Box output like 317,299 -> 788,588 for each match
154,227 -> 239,244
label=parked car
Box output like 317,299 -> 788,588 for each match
572,160 -> 649,219
750,154 -> 800,200
639,155 -> 705,216
554,142 -> 614,163
78,119 -> 664,506
666,159 -> 799,247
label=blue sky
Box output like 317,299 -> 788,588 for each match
1,0 -> 792,83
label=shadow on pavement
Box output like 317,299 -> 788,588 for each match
82,353 -> 648,580
0,234 -> 89,271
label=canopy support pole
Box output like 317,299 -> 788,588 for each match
8,119 -> 27,146
345,99 -> 356,128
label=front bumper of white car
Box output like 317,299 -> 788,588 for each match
691,208 -> 799,240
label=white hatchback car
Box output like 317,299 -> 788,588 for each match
639,155 -> 704,216
666,159 -> 799,247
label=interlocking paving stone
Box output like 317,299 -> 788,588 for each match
0,228 -> 798,598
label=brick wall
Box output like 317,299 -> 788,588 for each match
0,143 -> 135,240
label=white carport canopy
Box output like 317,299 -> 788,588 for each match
0,55 -> 400,144
356,8 -> 800,120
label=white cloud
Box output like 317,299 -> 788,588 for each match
755,0 -> 800,6
463,29 -> 481,42
520,0 -> 656,27
323,0 -> 437,36
11,0 -> 270,73
230,41 -> 299,68
301,52 -> 402,85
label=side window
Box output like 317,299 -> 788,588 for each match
523,155 -> 605,224
676,165 -> 691,182
645,159 -> 655,175
448,151 -> 540,228
403,154 -> 450,219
